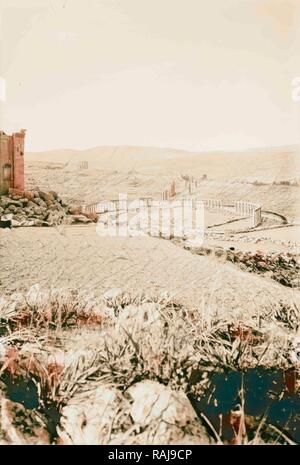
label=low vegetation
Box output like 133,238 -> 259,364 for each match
0,288 -> 298,445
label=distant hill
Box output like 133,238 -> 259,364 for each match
26,144 -> 300,182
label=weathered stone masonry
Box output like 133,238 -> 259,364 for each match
0,129 -> 26,194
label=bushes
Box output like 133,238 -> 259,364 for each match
0,289 -> 298,444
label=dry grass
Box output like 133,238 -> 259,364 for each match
0,288 -> 298,445
0,290 -> 104,333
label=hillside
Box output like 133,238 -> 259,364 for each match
25,145 -> 300,220
26,144 -> 300,182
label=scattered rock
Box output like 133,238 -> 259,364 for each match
0,397 -> 50,445
26,284 -> 43,306
11,219 -> 23,227
0,191 -> 93,228
70,214 -> 92,224
49,190 -> 58,200
32,198 -> 45,207
7,199 -> 23,208
127,380 -> 210,444
103,288 -> 122,300
118,303 -> 162,334
188,243 -> 300,288
83,211 -> 98,222
58,380 -> 211,445
46,211 -> 66,226
38,191 -> 55,203
20,198 -> 29,206
57,386 -> 117,445
68,205 -> 82,215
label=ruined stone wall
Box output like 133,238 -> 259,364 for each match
0,130 -> 25,194
0,132 -> 13,194
12,131 -> 25,191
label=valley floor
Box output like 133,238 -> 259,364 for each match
1,225 -> 299,317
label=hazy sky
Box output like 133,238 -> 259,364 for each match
0,0 -> 299,152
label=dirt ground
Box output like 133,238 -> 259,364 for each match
1,225 -> 298,319
1,146 -> 299,446
2,144 -> 300,313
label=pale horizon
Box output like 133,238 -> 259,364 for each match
25,141 -> 299,156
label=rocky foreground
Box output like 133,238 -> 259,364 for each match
0,287 -> 299,445
0,189 -> 97,227
182,243 -> 300,288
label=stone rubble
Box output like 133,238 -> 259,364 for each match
57,386 -> 118,445
184,243 -> 300,288
57,380 -> 211,445
0,395 -> 50,445
126,380 -> 211,445
0,190 -> 97,227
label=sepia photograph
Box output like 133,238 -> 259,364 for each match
0,0 -> 299,450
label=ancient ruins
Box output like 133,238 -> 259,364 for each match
0,129 -> 26,195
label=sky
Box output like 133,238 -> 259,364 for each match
0,0 -> 299,152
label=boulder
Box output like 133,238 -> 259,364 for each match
57,380 -> 211,445
39,191 -> 55,203
8,188 -> 24,197
128,381 -> 194,426
7,199 -> 23,208
47,204 -> 59,211
214,248 -> 224,258
23,191 -> 35,201
33,198 -> 47,208
33,205 -> 46,216
32,219 -> 44,227
46,211 -> 66,226
20,198 -> 29,206
11,219 -> 22,227
70,215 -> 92,224
24,220 -> 35,227
103,288 -> 122,300
127,380 -> 210,444
68,205 -> 82,215
12,212 -> 26,221
23,207 -> 34,215
8,188 -> 34,200
57,386 -> 117,445
49,190 -> 58,199
54,201 -> 64,210
0,397 -> 50,445
0,190 -> 96,229
27,200 -> 36,208
26,284 -> 43,306
0,197 -> 9,207
117,302 -> 163,334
